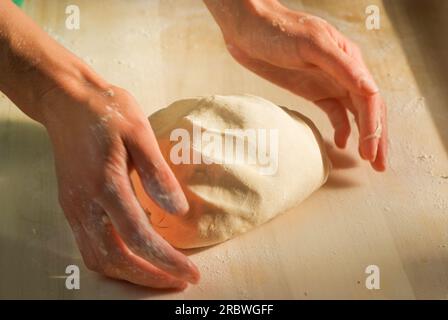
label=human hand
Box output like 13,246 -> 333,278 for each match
39,79 -> 200,289
0,0 -> 199,289
205,0 -> 387,171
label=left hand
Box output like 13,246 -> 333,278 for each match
205,0 -> 387,171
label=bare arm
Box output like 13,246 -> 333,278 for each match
0,0 -> 199,288
205,0 -> 387,171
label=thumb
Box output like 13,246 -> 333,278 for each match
124,122 -> 189,216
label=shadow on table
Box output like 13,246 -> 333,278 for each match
322,141 -> 362,189
384,0 -> 448,154
0,233 -> 183,299
0,118 -> 364,298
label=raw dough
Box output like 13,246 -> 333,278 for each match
131,95 -> 330,248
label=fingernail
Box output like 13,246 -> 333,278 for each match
143,176 -> 189,215
186,260 -> 200,284
361,143 -> 376,162
335,136 -> 347,149
371,145 -> 379,162
359,145 -> 369,161
334,128 -> 349,149
359,76 -> 379,94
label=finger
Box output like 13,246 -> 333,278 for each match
340,97 -> 370,163
124,123 -> 189,215
371,100 -> 388,171
80,204 -> 188,289
340,97 -> 364,145
315,98 -> 351,148
97,171 -> 200,284
107,228 -> 188,290
350,93 -> 381,162
304,38 -> 379,96
63,209 -> 100,272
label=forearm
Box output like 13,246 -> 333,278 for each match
0,0 -> 106,123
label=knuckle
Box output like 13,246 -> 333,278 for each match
89,169 -> 121,201
109,250 -> 131,269
307,19 -> 327,38
99,262 -> 115,276
107,85 -> 127,99
101,260 -> 125,279
58,191 -> 75,211
298,30 -> 327,57
129,118 -> 150,137
84,258 -> 101,273
88,176 -> 108,199
78,248 -> 101,273
111,86 -> 138,106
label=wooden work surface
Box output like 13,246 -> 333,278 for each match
0,0 -> 447,299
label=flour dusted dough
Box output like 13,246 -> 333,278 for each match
132,95 -> 330,249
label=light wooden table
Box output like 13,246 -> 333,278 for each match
0,0 -> 447,299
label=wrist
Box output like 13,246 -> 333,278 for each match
204,0 -> 293,41
242,0 -> 283,15
37,59 -> 112,131
243,0 -> 304,23
2,43 -> 107,125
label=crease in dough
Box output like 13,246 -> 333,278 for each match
131,95 -> 330,248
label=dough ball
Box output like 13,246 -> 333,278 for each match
131,95 -> 330,248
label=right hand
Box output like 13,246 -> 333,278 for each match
39,78 -> 200,289
205,0 -> 387,171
